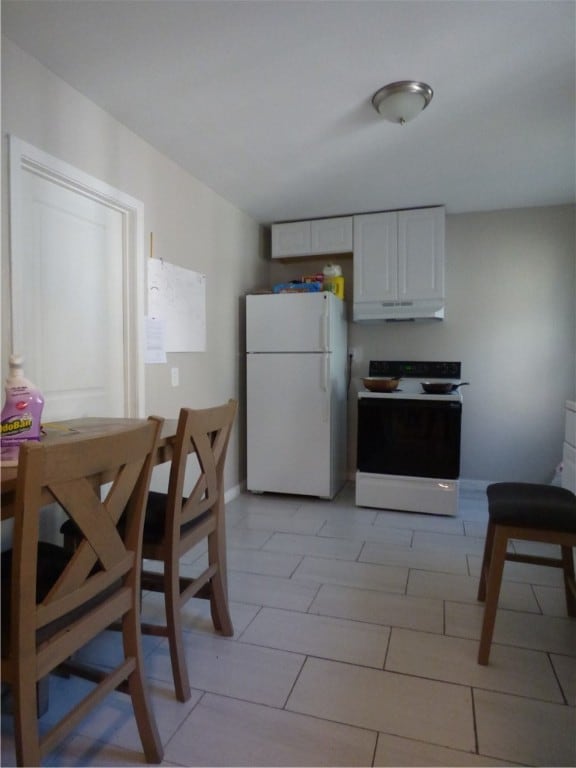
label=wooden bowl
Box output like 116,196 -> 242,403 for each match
362,377 -> 401,392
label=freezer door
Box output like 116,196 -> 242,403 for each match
247,352 -> 334,497
246,292 -> 340,353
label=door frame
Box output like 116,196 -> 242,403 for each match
9,135 -> 145,417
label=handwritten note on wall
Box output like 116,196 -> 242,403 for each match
147,258 -> 206,353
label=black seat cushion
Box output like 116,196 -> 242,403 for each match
2,542 -> 120,656
487,482 -> 576,532
2,542 -> 71,655
61,491 -> 211,546
142,491 -> 212,543
141,491 -> 171,540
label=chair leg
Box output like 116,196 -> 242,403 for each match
207,530 -> 233,636
164,554 -> 191,703
478,526 -> 508,665
122,611 -> 163,764
561,546 -> 576,616
477,519 -> 495,602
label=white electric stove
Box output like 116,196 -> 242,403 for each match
356,361 -> 464,515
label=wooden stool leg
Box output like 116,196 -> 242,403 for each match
561,546 -> 576,616
478,526 -> 508,665
477,520 -> 495,602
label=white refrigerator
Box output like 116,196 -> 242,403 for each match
246,292 -> 348,499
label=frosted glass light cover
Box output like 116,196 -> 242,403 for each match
372,81 -> 433,124
378,91 -> 426,123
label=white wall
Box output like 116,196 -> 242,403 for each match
271,205 -> 576,484
1,37 -> 269,496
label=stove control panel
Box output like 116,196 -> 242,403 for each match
369,360 -> 462,379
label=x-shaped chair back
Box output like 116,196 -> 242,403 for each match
3,418 -> 164,766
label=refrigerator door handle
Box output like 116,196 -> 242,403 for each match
321,355 -> 330,422
321,354 -> 329,392
321,304 -> 330,351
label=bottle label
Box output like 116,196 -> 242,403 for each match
1,412 -> 34,439
1,383 -> 44,444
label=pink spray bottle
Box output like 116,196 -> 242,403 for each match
1,355 -> 45,449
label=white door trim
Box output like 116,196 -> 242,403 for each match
9,135 -> 145,417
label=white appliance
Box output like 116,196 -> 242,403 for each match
562,400 -> 576,493
246,292 -> 348,499
356,360 -> 464,516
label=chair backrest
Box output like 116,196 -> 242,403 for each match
166,400 -> 237,531
9,418 -> 162,675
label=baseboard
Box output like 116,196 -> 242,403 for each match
238,474 -> 493,499
459,478 -> 492,494
225,482 -> 244,504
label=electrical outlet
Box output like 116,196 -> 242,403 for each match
350,346 -> 363,362
171,367 -> 179,387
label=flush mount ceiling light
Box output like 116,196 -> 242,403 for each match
371,80 -> 433,125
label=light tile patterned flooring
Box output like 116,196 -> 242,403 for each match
2,484 -> 575,766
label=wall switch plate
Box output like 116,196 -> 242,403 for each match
171,367 -> 179,387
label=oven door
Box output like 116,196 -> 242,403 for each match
357,396 -> 462,479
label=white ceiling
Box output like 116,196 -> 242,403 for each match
3,0 -> 575,224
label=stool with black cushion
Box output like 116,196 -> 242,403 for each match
477,482 -> 576,665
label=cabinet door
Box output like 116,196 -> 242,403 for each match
310,216 -> 353,254
353,212 -> 398,302
398,208 -> 445,301
271,221 -> 312,258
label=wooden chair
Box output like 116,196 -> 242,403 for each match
139,400 -> 237,702
1,418 -> 164,766
477,482 -> 576,665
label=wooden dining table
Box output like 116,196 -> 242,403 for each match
1,416 -> 179,520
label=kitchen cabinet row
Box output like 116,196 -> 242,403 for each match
271,206 -> 445,321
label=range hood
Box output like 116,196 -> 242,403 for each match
353,298 -> 445,322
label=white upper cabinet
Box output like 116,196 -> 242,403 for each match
271,220 -> 311,257
398,208 -> 445,301
310,217 -> 353,254
353,207 -> 445,321
272,216 -> 353,258
353,211 -> 398,303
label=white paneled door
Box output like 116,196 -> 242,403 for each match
9,137 -> 145,420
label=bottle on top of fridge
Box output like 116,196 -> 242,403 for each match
322,263 -> 344,299
1,355 -> 44,446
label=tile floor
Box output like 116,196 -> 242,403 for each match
2,483 -> 575,766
